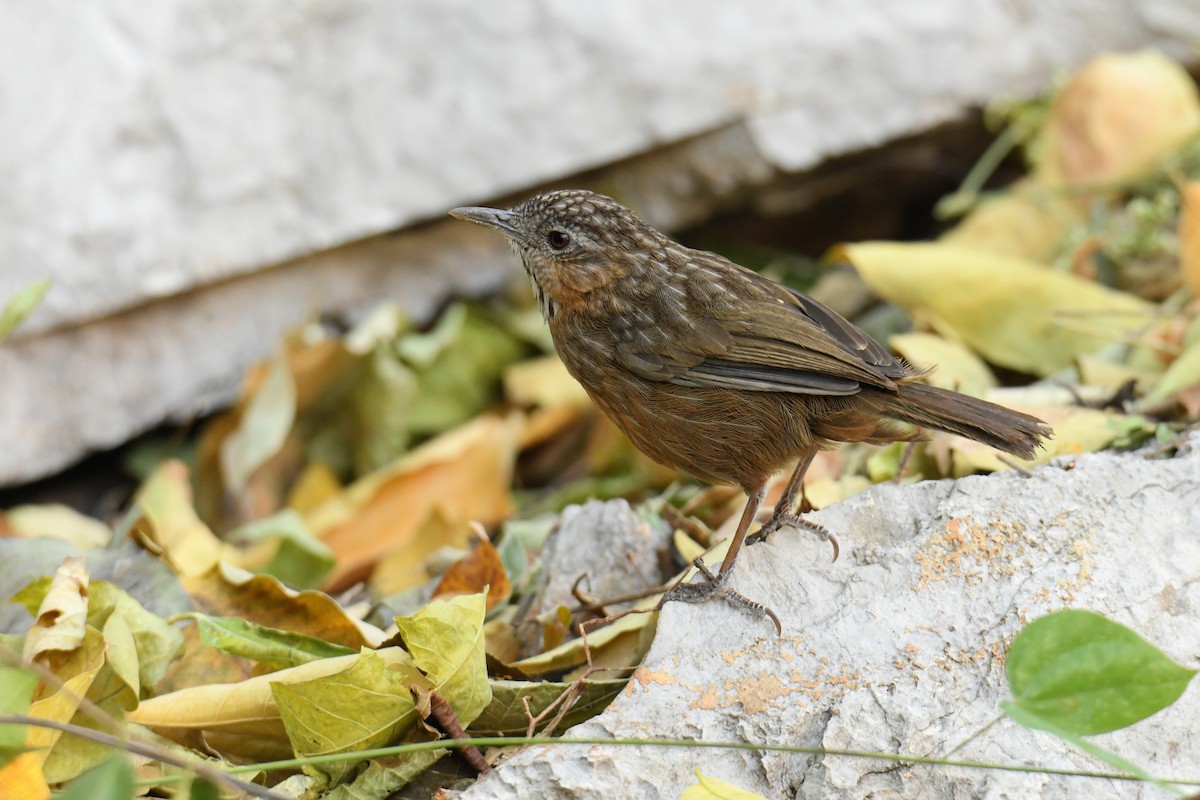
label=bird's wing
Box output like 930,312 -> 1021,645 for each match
612,256 -> 907,396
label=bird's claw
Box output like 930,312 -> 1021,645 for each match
659,557 -> 781,635
747,513 -> 839,562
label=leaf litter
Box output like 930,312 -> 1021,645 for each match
3,49 -> 1200,797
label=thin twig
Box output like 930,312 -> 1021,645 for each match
426,691 -> 489,774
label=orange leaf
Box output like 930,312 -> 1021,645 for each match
432,536 -> 511,611
1179,181 -> 1200,297
0,752 -> 49,800
310,414 -> 519,591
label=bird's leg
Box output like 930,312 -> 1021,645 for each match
659,486 -> 781,634
746,451 -> 839,560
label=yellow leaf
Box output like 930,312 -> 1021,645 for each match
26,628 -> 105,759
220,355 -> 297,493
0,752 -> 49,800
927,406 -> 1150,476
1035,50 -> 1200,188
839,243 -> 1153,376
369,509 -> 473,597
129,647 -> 416,761
888,332 -> 997,396
680,769 -> 767,800
0,505 -> 111,548
395,593 -> 491,726
132,461 -> 226,577
504,355 -> 591,409
941,180 -> 1081,263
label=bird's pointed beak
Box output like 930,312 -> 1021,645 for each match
449,206 -> 520,238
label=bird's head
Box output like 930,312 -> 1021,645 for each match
450,190 -> 665,320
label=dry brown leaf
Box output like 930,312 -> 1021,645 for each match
309,413 -> 519,591
431,536 -> 512,611
182,562 -> 383,649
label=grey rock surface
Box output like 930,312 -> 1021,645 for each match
5,0 -> 1200,483
463,437 -> 1200,799
518,500 -> 672,657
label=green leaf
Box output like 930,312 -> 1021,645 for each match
88,582 -> 186,694
1006,609 -> 1195,735
680,769 -> 768,799
273,649 -> 424,786
220,355 -> 297,492
1143,337 -> 1200,405
224,509 -> 334,589
56,754 -> 134,800
470,678 -> 626,735
0,278 -> 51,343
323,746 -> 448,800
1001,702 -> 1167,790
183,613 -> 354,670
0,666 -> 37,763
395,593 -> 491,727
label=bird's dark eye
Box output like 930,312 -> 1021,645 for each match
547,230 -> 571,250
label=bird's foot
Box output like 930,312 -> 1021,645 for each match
659,558 -> 781,635
746,513 -> 839,562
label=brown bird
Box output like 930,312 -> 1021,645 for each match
451,190 -> 1050,628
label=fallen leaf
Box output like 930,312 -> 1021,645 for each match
179,614 -> 355,671
130,647 -> 415,759
0,752 -> 49,800
431,537 -> 512,611
309,414 -> 519,590
681,769 -> 768,800
131,461 -> 226,577
0,506 -> 111,549
839,243 -> 1153,376
1036,50 -> 1200,188
470,678 -> 626,736
182,562 -> 384,650
18,558 -> 89,663
221,355 -> 297,494
1143,337 -> 1200,406
1181,181 -> 1200,297
888,332 -> 997,396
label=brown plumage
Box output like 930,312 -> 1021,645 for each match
451,190 -> 1050,624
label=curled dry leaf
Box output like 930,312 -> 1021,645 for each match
431,536 -> 512,612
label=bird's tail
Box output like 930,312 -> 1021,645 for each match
884,382 -> 1050,459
